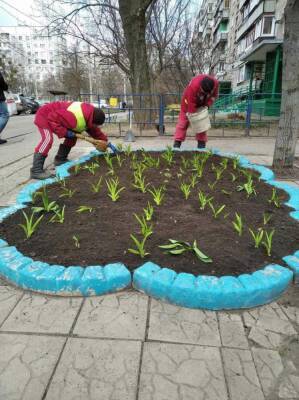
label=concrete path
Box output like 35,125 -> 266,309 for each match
0,115 -> 299,399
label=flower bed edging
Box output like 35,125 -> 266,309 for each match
283,251 -> 299,284
0,148 -> 297,307
0,150 -> 131,296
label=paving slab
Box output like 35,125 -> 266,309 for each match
280,305 -> 299,325
218,312 -> 249,349
0,285 -> 23,326
222,348 -> 265,400
45,337 -> 141,400
148,299 -> 221,346
73,291 -> 148,340
0,333 -> 65,400
1,293 -> 82,334
138,342 -> 228,400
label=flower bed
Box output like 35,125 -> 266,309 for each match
0,147 -> 298,308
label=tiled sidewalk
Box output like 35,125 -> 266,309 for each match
0,278 -> 298,400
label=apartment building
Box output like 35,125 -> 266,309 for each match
0,25 -> 66,95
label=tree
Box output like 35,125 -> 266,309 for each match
272,0 -> 299,168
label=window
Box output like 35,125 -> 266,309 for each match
224,0 -> 230,8
35,59 -> 39,64
35,52 -> 38,57
238,65 -> 246,82
255,19 -> 262,39
262,15 -> 275,35
26,36 -> 29,40
246,27 -> 255,48
40,43 -> 45,48
50,60 -> 53,64
41,59 -> 47,64
18,36 -> 22,40
218,62 -> 225,71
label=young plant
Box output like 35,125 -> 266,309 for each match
32,188 -> 58,213
209,202 -> 226,219
230,172 -> 237,182
128,234 -> 150,258
124,144 -> 132,157
72,235 -> 80,248
73,164 -> 82,175
190,173 -> 198,188
148,185 -> 165,206
263,212 -> 272,225
134,213 -> 153,237
19,211 -> 44,239
132,175 -> 148,193
220,158 -> 228,170
143,202 -> 154,221
59,178 -> 66,188
262,229 -> 275,256
159,239 -> 212,263
208,181 -> 217,190
76,206 -> 93,213
249,228 -> 264,248
50,205 -> 65,224
104,154 -> 114,169
268,188 -> 282,208
212,164 -> 225,181
237,177 -> 257,197
198,190 -> 213,210
162,146 -> 174,166
106,177 -> 125,201
232,213 -> 243,236
59,187 -> 76,199
91,177 -> 103,193
232,156 -> 240,170
116,154 -> 125,167
84,162 -> 99,175
221,189 -> 232,196
180,156 -> 189,170
180,182 -> 192,200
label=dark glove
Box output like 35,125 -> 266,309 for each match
65,130 -> 76,139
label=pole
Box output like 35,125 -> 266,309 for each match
272,46 -> 281,99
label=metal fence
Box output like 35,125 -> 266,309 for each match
80,91 -> 282,138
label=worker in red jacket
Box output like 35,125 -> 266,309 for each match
173,75 -> 219,149
31,101 -> 108,179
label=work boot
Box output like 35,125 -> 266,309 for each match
0,139 -> 7,145
197,140 -> 206,149
30,153 -> 55,180
54,144 -> 72,166
173,140 -> 182,149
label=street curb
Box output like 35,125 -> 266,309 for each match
0,148 -> 297,307
0,150 -> 131,296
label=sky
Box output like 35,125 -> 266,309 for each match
0,0 -> 37,26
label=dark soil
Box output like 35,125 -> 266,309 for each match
0,151 -> 298,277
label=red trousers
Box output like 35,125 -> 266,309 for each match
34,127 -> 77,156
174,110 -> 207,143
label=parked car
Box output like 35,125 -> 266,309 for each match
20,95 -> 40,114
12,93 -> 25,114
4,92 -> 17,116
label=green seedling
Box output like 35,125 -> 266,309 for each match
134,213 -> 153,237
84,162 -> 99,175
180,182 -> 192,200
208,181 -> 217,190
76,206 -> 93,213
128,234 -> 150,258
237,177 -> 257,197
148,185 -> 165,206
262,229 -> 275,256
240,169 -> 253,180
230,172 -> 237,182
143,202 -> 154,221
198,190 -> 213,210
59,187 -> 76,199
59,178 -> 66,188
32,187 -> 58,213
116,143 -> 123,152
212,163 -> 225,181
50,205 -> 65,224
91,177 -> 103,193
268,188 -> 282,208
190,174 -> 198,188
209,203 -> 226,219
220,158 -> 228,170
249,228 -> 264,248
263,212 -> 272,225
106,177 -> 125,201
232,156 -> 240,170
232,213 -> 243,236
162,146 -> 174,166
19,211 -> 44,239
124,144 -> 132,157
104,154 -> 113,168
159,239 -> 212,263
132,175 -> 148,193
72,235 -> 80,248
116,154 -> 125,167
180,156 -> 189,169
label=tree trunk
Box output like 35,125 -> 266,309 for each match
272,0 -> 299,168
119,0 -> 155,127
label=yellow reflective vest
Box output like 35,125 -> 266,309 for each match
67,102 -> 86,132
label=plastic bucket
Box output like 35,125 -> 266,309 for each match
187,107 -> 211,133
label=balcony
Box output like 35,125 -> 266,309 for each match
214,8 -> 230,31
236,2 -> 263,40
213,32 -> 228,48
240,38 -> 282,61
